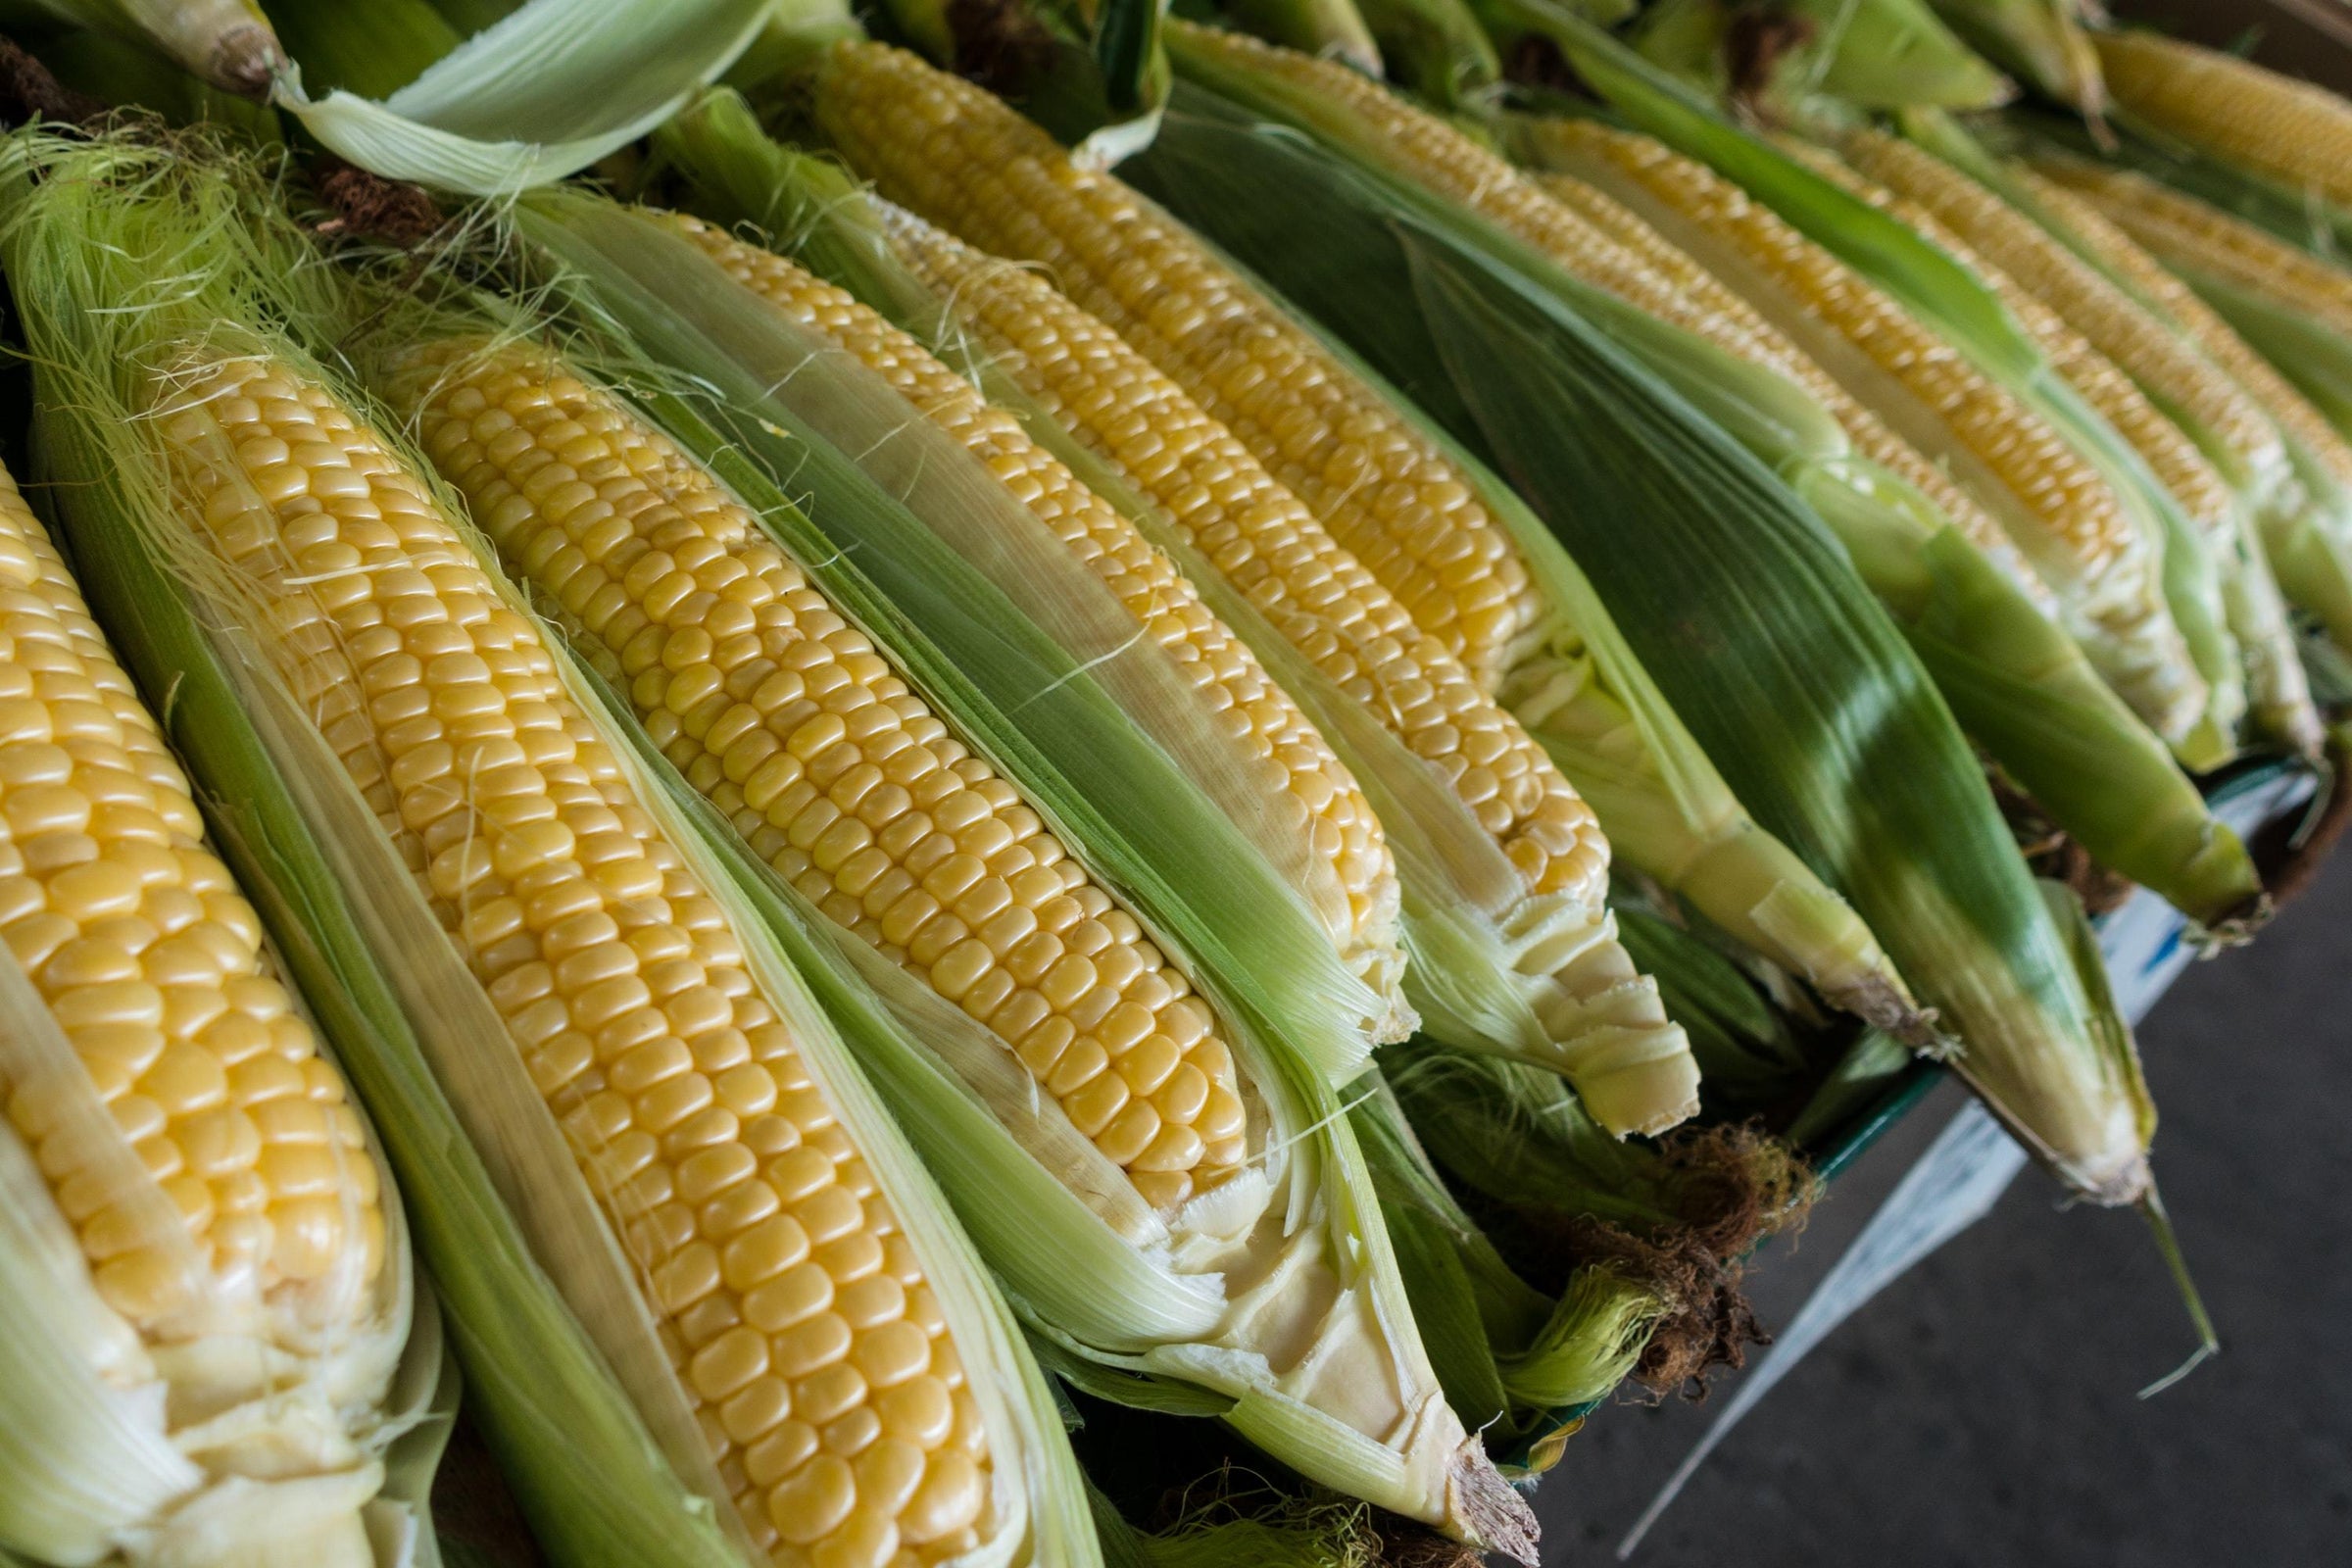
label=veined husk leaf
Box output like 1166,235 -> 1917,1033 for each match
259,0 -> 774,193
1120,102 -> 2155,1200
1088,101 -> 1928,1051
514,186 -> 1401,1081
331,211 -> 1528,1550
1131,64 -> 2257,926
1344,0 -> 1504,108
0,0 -> 282,94
1521,28 -> 2238,768
4,130 -> 1090,1568
657,91 -> 1690,1135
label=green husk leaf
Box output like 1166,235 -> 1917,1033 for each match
1924,0 -> 2103,114
1628,0 -> 2013,113
2187,269 -> 2352,442
266,0 -> 774,193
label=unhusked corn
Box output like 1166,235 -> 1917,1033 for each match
393,338 -> 1255,1210
867,203 -> 1612,906
666,219 -> 1403,1010
151,353 -> 993,1567
811,39 -> 1548,693
0,461 -> 383,1333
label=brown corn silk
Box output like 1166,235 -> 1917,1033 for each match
147,351 -> 1002,1568
389,335 -> 1261,1211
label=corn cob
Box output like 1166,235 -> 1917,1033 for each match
0,454 -> 404,1564
2034,158 -> 2352,344
149,351 -> 1004,1567
2022,163 -> 2352,660
808,40 -> 1544,694
2095,29 -> 2352,214
389,334 -> 1263,1208
1170,21 -> 2024,577
1528,117 -> 2207,748
1838,125 -> 2289,501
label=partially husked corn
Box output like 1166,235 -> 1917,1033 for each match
664,219 -> 1405,1021
150,353 -> 994,1567
392,337 -> 1257,1211
2021,165 -> 2352,492
810,40 -> 1547,693
2095,30 -> 2352,214
1539,120 -> 2207,740
2031,157 -> 2352,344
0,462 -> 384,1334
1836,128 -> 2285,498
1168,23 -> 2011,566
866,203 -> 1610,906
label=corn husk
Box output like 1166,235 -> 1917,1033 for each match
2,129 -> 1097,1568
0,0 -> 282,94
1630,0 -> 2013,113
249,0 -> 775,193
1924,0 -> 2103,114
1117,88 -> 2158,1203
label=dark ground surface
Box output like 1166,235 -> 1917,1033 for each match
1536,852 -> 2352,1566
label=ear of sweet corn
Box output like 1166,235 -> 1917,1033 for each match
1800,129 -> 2334,760
5,131 -> 1097,1568
795,37 -> 1931,1054
1844,118 -> 2324,759
656,89 -> 1700,1135
363,195 -> 1539,1553
1520,116 -> 2215,759
2022,160 -> 2352,660
0,457 -> 415,1568
2094,29 -> 2352,216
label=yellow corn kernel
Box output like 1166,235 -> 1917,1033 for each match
152,353 -> 993,1567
